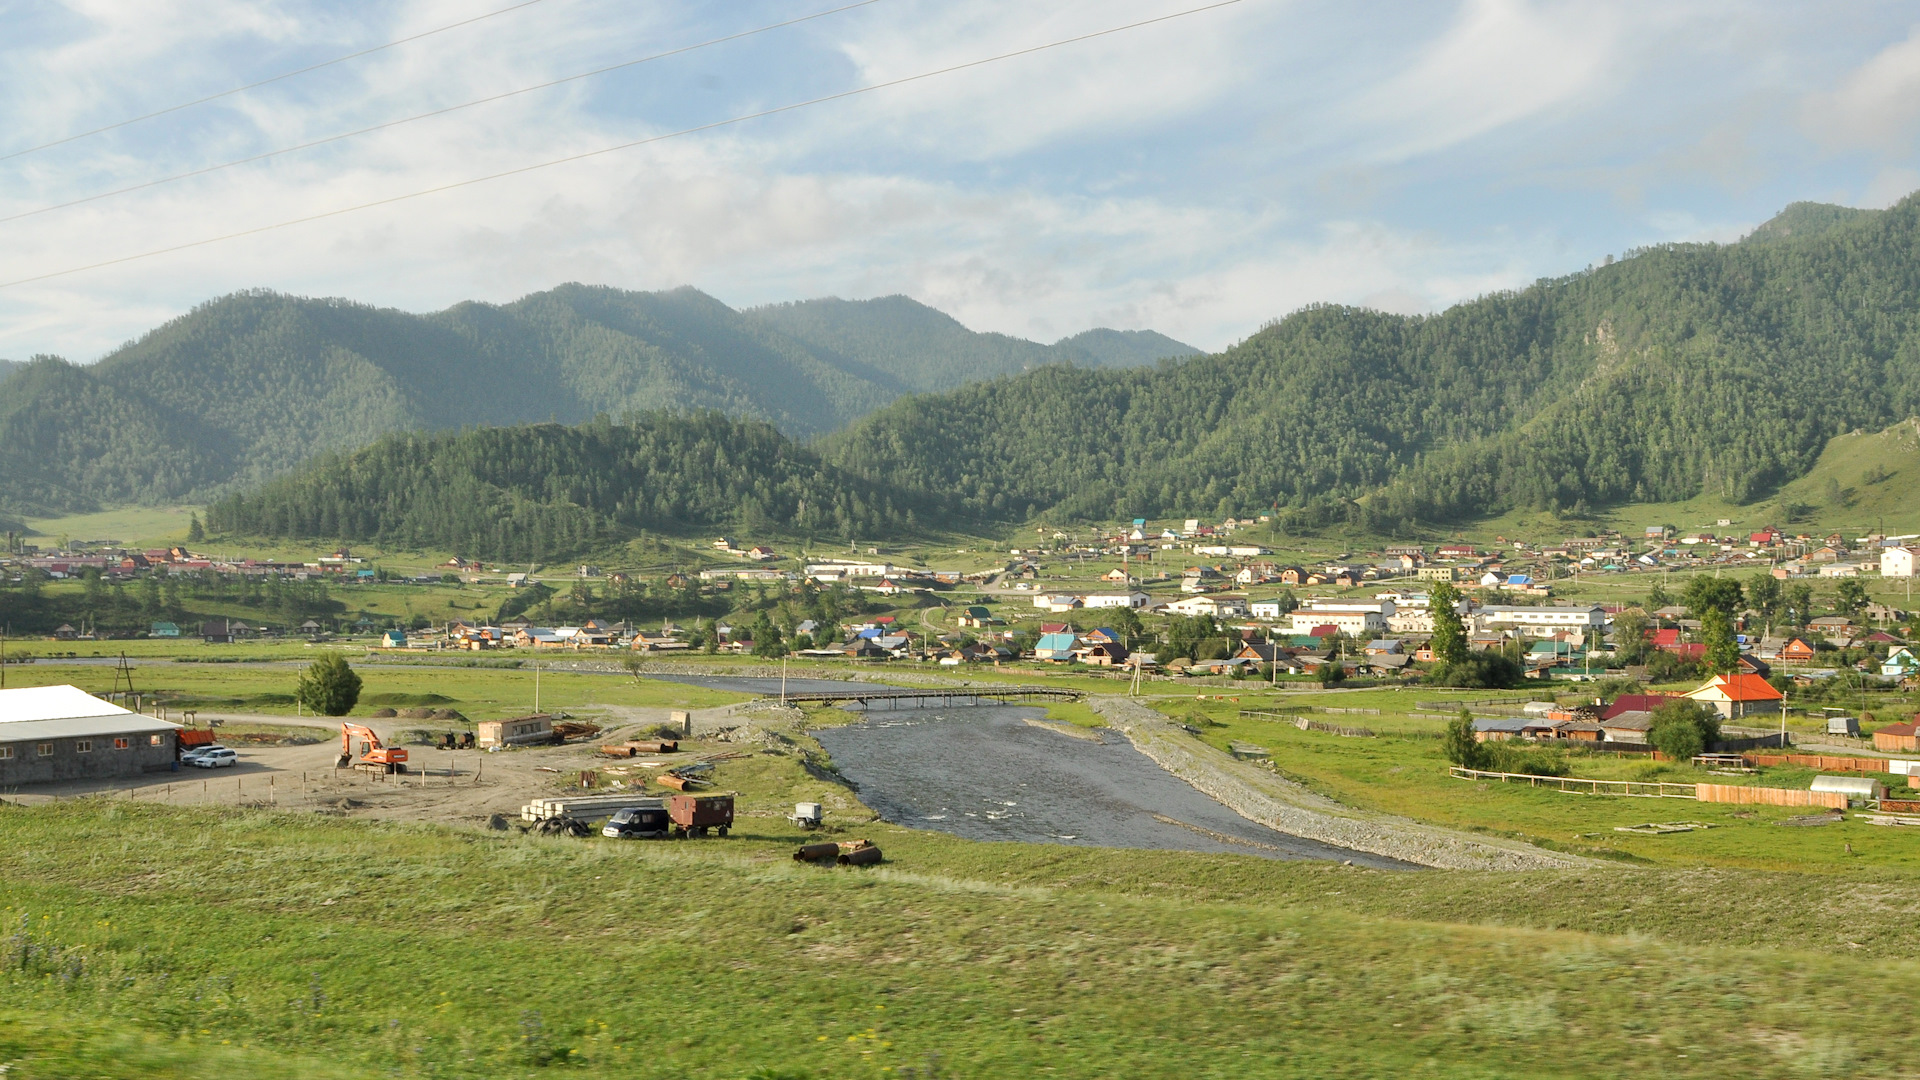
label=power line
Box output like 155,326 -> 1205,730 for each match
0,0 -> 554,163
0,0 -> 887,226
0,0 -> 1248,290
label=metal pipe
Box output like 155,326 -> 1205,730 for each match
837,846 -> 883,866
794,842 -> 840,862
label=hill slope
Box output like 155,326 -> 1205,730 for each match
820,193 -> 1920,528
205,412 -> 938,560
0,287 -> 1190,516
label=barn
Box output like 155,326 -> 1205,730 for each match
0,685 -> 181,786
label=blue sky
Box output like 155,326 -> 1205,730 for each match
1,0 -> 1919,361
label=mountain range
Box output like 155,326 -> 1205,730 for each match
820,194 -> 1920,529
0,286 -> 1195,516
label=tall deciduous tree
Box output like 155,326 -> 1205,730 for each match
296,653 -> 362,716
1428,582 -> 1468,665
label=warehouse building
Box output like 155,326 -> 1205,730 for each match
0,685 -> 180,786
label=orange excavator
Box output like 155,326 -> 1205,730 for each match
338,722 -> 410,774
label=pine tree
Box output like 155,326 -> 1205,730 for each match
1428,582 -> 1468,665
187,513 -> 205,543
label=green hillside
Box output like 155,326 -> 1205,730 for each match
205,412 -> 939,560
821,192 -> 1920,528
0,286 -> 1189,517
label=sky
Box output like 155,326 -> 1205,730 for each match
1,0 -> 1919,361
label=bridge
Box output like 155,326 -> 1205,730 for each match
768,686 -> 1083,708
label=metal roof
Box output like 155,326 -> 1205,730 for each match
0,685 -> 180,742
0,714 -> 180,743
0,684 -> 134,723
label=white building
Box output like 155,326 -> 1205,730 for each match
1287,601 -> 1392,637
804,561 -> 899,581
1250,599 -> 1289,620
1883,546 -> 1915,578
1079,591 -> 1151,609
1166,595 -> 1250,619
1474,605 -> 1605,636
1193,545 -> 1270,557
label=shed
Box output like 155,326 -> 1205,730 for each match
1809,775 -> 1884,805
476,714 -> 554,748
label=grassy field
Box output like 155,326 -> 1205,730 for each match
2,655 -> 1920,1077
1150,687 -> 1920,872
5,798 -> 1920,1079
0,657 -> 746,721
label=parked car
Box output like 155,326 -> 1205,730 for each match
190,748 -> 238,769
600,801 -> 670,839
180,744 -> 229,764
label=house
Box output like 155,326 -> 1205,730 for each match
1166,595 -> 1250,619
1417,566 -> 1460,582
1079,591 -> 1151,609
380,629 -> 408,648
1250,599 -> 1292,620
956,606 -> 997,628
1599,711 -> 1656,743
1077,641 -> 1131,667
149,621 -> 181,638
1102,567 -> 1132,583
1034,632 -> 1081,661
1873,722 -> 1920,753
1601,694 -> 1673,720
1882,647 -> 1920,680
1684,673 -> 1785,719
1780,637 -> 1818,664
1472,717 -> 1528,742
0,685 -> 181,786
1883,546 -> 1916,578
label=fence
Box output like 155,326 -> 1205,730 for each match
1695,783 -> 1847,809
1745,753 -> 1898,774
1416,697 -> 1533,711
1447,766 -> 1697,798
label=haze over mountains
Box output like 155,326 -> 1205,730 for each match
0,286 -> 1195,516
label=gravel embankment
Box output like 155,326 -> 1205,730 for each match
1092,697 -> 1595,871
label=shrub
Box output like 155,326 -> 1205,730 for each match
1442,711 -> 1489,770
1482,742 -> 1570,777
1426,652 -> 1523,689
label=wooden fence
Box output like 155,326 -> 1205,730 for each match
1744,753 -> 1902,774
1447,766 -> 1697,798
1695,783 -> 1847,809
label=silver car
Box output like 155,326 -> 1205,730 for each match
190,748 -> 238,769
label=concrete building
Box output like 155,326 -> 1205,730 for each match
1882,546 -> 1915,578
1474,605 -> 1606,637
0,685 -> 180,786
1287,601 -> 1392,637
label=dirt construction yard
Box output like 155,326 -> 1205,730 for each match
0,704 -> 801,830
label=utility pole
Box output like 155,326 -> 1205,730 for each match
534,661 -> 541,714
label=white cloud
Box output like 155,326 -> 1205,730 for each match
1804,25 -> 1920,153
1346,0 -> 1624,162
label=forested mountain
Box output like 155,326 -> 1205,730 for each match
0,359 -> 21,385
821,193 -> 1920,528
206,413 -> 938,561
0,286 -> 1190,516
743,295 -> 1195,392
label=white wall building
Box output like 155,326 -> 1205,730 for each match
1883,546 -> 1915,578
1079,591 -> 1151,609
1287,601 -> 1392,637
1166,595 -> 1250,618
1474,605 -> 1605,636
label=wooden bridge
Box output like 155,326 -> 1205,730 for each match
769,686 -> 1083,708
